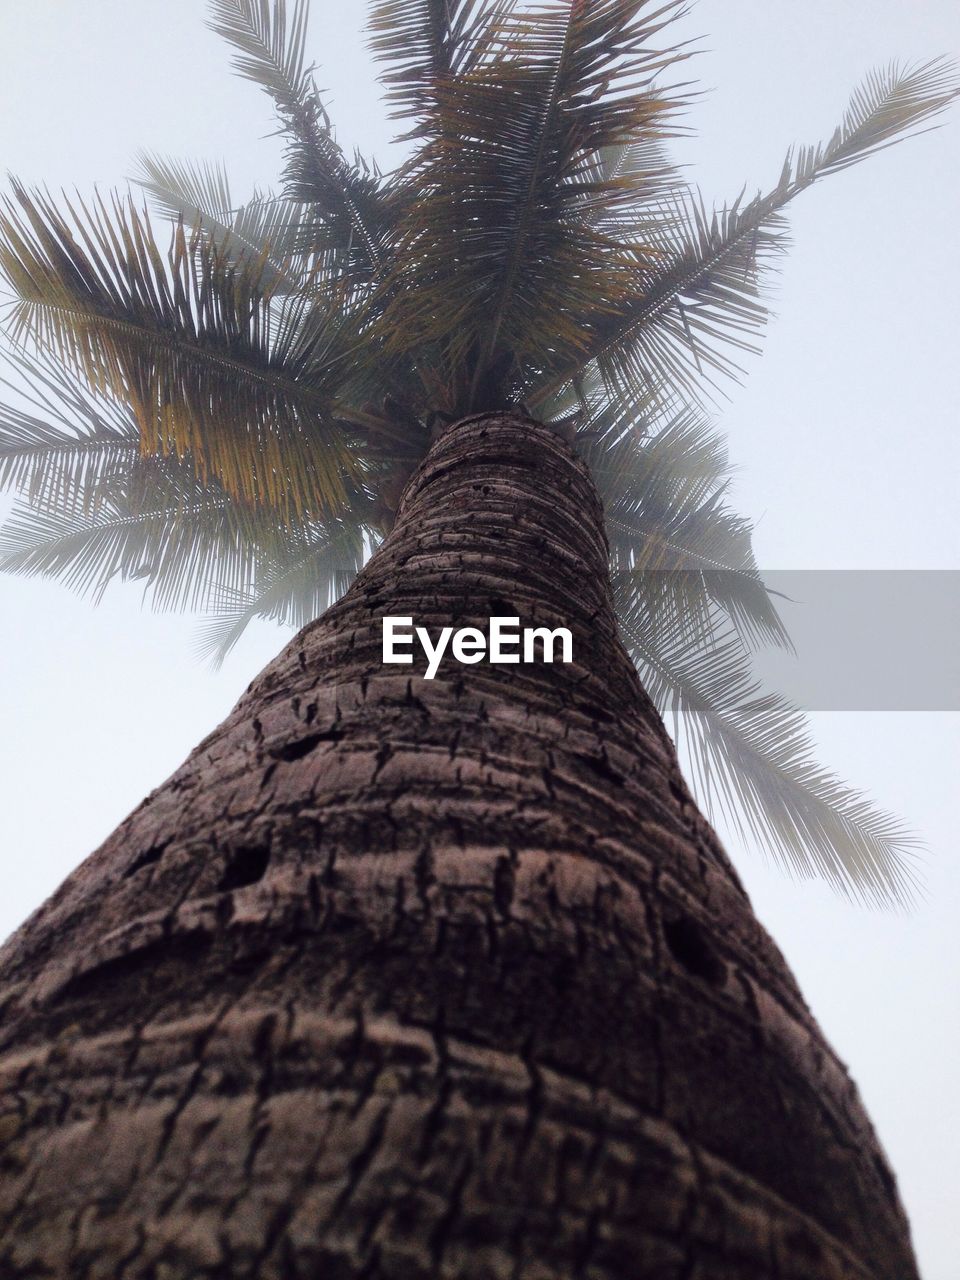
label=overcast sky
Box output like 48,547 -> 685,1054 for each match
1,3 -> 958,1275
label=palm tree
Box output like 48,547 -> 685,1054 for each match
0,2 -> 953,1275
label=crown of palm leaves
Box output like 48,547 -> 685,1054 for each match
1,0 -> 955,906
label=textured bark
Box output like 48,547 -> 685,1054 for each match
0,412 -> 916,1279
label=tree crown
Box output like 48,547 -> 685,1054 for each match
0,0 -> 955,905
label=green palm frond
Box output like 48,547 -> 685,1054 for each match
0,445 -> 276,611
367,0 -> 517,121
596,410 -> 905,904
195,518 -> 370,666
530,58 -> 959,411
587,407 -> 729,495
0,479 -> 238,611
0,431 -> 369,616
209,0 -> 395,274
570,140 -> 688,300
0,184 -> 366,517
618,602 -> 920,907
0,348 -> 140,512
134,154 -> 233,229
611,538 -> 789,656
0,337 -> 377,615
0,361 -> 375,616
581,138 -> 686,230
208,0 -> 312,110
377,0 -> 690,408
133,153 -> 315,294
806,57 -> 960,174
596,412 -> 791,652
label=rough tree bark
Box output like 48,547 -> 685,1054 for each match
0,412 -> 917,1279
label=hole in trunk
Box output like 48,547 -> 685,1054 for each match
663,915 -> 727,987
55,930 -> 212,1005
270,733 -> 324,762
218,844 -> 271,892
122,841 -> 169,879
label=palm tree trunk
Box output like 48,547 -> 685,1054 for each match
0,411 -> 916,1279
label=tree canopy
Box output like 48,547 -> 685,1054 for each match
1,0 -> 956,905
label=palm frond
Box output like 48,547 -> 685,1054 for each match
581,138 -> 686,228
0,333 -> 381,616
0,435 -> 367,616
208,0 -> 395,275
1,485 -> 229,611
367,0 -> 516,121
133,154 -> 233,227
377,0 -> 691,409
587,405 -> 729,493
133,153 -> 314,294
585,410 -> 789,651
0,347 -> 140,511
0,363 -> 376,617
0,448 -> 272,611
530,58 -> 959,412
0,184 -> 364,518
208,0 -> 312,111
617,602 -> 919,907
809,57 -> 960,175
195,518 -> 369,665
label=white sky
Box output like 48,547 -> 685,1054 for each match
0,3 -> 958,1275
